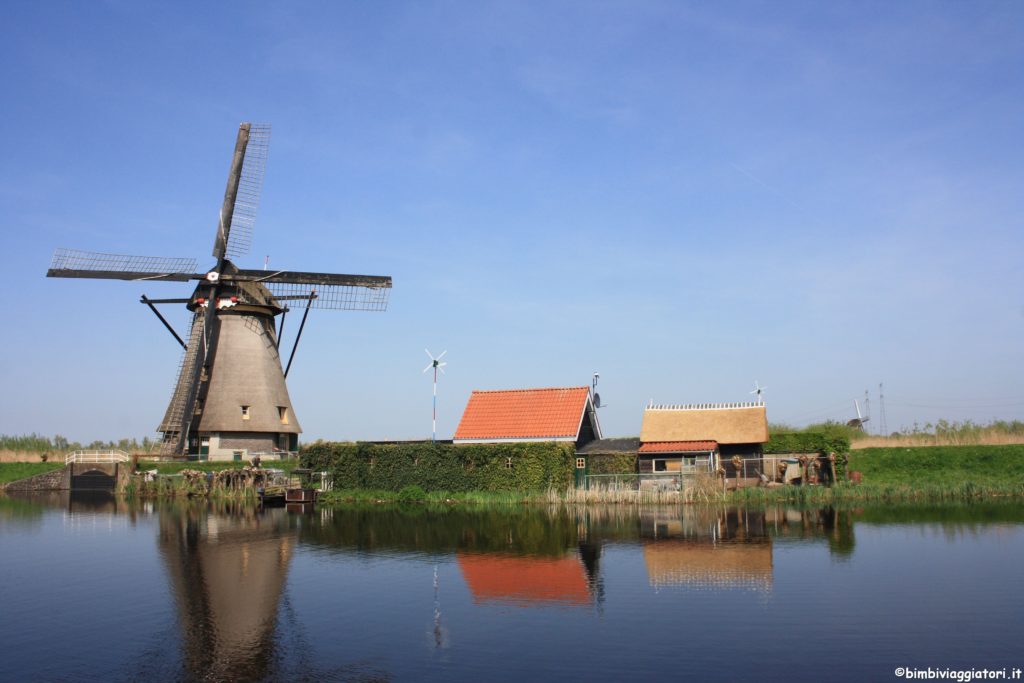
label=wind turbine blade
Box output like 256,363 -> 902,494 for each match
437,350 -> 448,361
422,363 -> 433,373
425,349 -> 434,360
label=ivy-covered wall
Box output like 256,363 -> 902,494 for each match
587,452 -> 638,475
300,441 -> 575,492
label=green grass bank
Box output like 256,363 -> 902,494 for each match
0,462 -> 64,486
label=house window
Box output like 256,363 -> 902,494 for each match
505,457 -> 513,469
654,458 -> 682,473
278,406 -> 289,424
241,405 -> 250,420
576,458 -> 586,469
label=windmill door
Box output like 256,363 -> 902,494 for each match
199,438 -> 210,457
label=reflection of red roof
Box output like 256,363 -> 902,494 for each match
457,552 -> 591,607
454,387 -> 592,441
639,440 -> 717,453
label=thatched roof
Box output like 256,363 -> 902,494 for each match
643,540 -> 773,590
640,404 -> 768,445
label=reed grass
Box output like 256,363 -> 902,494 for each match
852,433 -> 1024,449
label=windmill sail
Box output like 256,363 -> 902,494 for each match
159,310 -> 213,455
232,269 -> 392,311
212,123 -> 271,262
47,248 -> 197,281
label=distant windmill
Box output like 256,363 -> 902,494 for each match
423,349 -> 447,442
750,381 -> 767,405
847,399 -> 870,431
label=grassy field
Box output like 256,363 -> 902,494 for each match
140,460 -> 302,475
848,444 -> 1024,484
0,462 -> 65,485
724,444 -> 1024,504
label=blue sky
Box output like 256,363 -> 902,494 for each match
1,1 -> 1022,443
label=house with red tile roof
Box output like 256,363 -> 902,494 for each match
453,386 -> 601,447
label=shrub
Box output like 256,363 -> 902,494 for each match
301,441 -> 575,492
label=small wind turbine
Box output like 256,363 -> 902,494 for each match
423,349 -> 447,442
750,381 -> 767,405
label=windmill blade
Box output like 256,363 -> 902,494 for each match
436,350 -> 447,361
233,268 -> 391,289
425,348 -> 435,360
158,309 -> 216,455
47,248 -> 198,282
212,123 -> 270,262
230,269 -> 392,311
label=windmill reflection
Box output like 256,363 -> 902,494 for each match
158,502 -> 296,681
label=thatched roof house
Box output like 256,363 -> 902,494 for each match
638,402 -> 770,480
640,403 -> 768,445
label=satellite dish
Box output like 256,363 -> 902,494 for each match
594,393 -> 602,409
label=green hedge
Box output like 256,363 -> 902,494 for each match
300,441 -> 575,492
764,431 -> 850,456
587,452 -> 638,475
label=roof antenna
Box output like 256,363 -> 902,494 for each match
591,372 -> 605,408
423,349 -> 448,442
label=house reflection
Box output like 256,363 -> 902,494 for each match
639,508 -> 773,591
158,503 -> 296,681
457,551 -> 593,608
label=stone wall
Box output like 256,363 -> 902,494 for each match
4,467 -> 69,491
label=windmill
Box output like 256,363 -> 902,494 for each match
46,123 -> 392,459
422,349 -> 447,442
750,381 -> 767,405
847,399 -> 870,432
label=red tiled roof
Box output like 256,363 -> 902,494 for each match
454,387 -> 591,441
457,552 -> 591,607
639,440 -> 718,453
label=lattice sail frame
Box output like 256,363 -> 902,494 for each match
262,281 -> 390,311
49,248 -> 197,276
225,123 -> 271,260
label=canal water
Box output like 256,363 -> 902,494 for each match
1,494 -> 1022,682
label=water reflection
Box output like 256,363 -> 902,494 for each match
157,501 -> 297,681
639,508 -> 774,591
2,494 -> 1023,682
458,552 -> 592,607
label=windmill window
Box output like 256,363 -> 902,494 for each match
278,406 -> 289,424
576,458 -> 586,469
241,405 -> 250,420
505,457 -> 513,469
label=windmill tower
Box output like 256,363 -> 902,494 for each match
47,123 -> 392,459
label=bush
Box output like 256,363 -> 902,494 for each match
397,485 -> 427,503
301,441 -> 575,492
